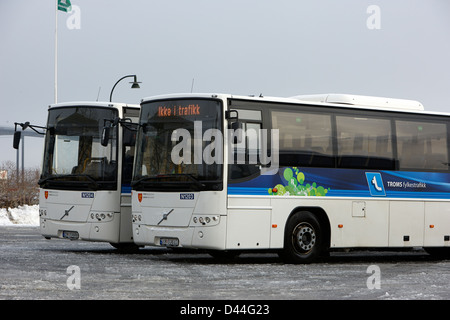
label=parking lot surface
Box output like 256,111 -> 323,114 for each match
2,226 -> 450,303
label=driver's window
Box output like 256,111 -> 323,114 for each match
228,108 -> 263,181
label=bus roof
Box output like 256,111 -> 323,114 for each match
289,94 -> 424,112
140,93 -> 450,116
48,101 -> 139,109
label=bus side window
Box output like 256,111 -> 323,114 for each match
272,110 -> 334,168
122,108 -> 139,185
336,116 -> 394,170
228,109 -> 263,181
122,125 -> 136,184
396,120 -> 448,171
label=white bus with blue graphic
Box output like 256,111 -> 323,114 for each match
131,93 -> 450,263
25,102 -> 139,249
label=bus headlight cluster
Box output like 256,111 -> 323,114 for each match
39,209 -> 47,217
132,215 -> 142,223
192,215 -> 220,226
89,212 -> 114,222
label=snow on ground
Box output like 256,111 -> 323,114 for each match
0,205 -> 39,226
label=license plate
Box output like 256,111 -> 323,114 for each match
62,230 -> 79,240
160,237 -> 179,247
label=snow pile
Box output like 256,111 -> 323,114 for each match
0,205 -> 39,226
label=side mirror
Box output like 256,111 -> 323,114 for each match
13,131 -> 21,149
101,127 -> 110,147
226,110 -> 243,144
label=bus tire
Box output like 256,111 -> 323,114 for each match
280,211 -> 324,264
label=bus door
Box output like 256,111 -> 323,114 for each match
226,105 -> 273,249
118,107 -> 139,243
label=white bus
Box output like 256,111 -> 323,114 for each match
131,93 -> 450,263
16,102 -> 140,250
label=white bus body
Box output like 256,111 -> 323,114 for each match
132,93 -> 450,262
39,102 -> 140,249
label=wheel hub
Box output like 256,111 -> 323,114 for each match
295,224 -> 316,252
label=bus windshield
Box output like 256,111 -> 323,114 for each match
39,106 -> 118,190
133,98 -> 223,191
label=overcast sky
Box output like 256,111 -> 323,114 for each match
1,0 -> 450,168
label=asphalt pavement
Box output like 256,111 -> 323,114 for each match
2,226 -> 450,304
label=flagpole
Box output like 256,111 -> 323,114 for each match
54,0 -> 58,104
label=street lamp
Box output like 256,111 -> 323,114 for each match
109,74 -> 141,102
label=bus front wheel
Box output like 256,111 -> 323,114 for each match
280,211 -> 324,264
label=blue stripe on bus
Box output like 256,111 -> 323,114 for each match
227,167 -> 450,199
227,187 -> 269,196
227,187 -> 450,199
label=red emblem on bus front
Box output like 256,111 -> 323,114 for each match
45,191 -> 48,199
138,193 -> 142,202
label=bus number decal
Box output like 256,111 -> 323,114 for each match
81,192 -> 95,198
180,193 -> 194,200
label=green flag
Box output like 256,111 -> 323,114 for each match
58,0 -> 72,12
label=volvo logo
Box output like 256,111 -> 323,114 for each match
157,209 -> 174,225
60,205 -> 74,220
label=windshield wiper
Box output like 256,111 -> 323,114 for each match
131,173 -> 206,190
38,174 -> 100,189
166,173 -> 206,188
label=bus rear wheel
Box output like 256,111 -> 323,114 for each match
280,211 -> 324,264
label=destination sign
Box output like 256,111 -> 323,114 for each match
157,103 -> 201,117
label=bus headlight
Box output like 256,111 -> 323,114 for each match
191,215 -> 220,226
89,212 -> 115,222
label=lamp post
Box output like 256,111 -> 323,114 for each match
109,74 -> 141,102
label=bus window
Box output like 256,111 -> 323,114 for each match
396,120 -> 448,171
336,115 -> 394,170
228,109 -> 263,180
272,110 -> 333,167
122,125 -> 136,185
121,107 -> 139,186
